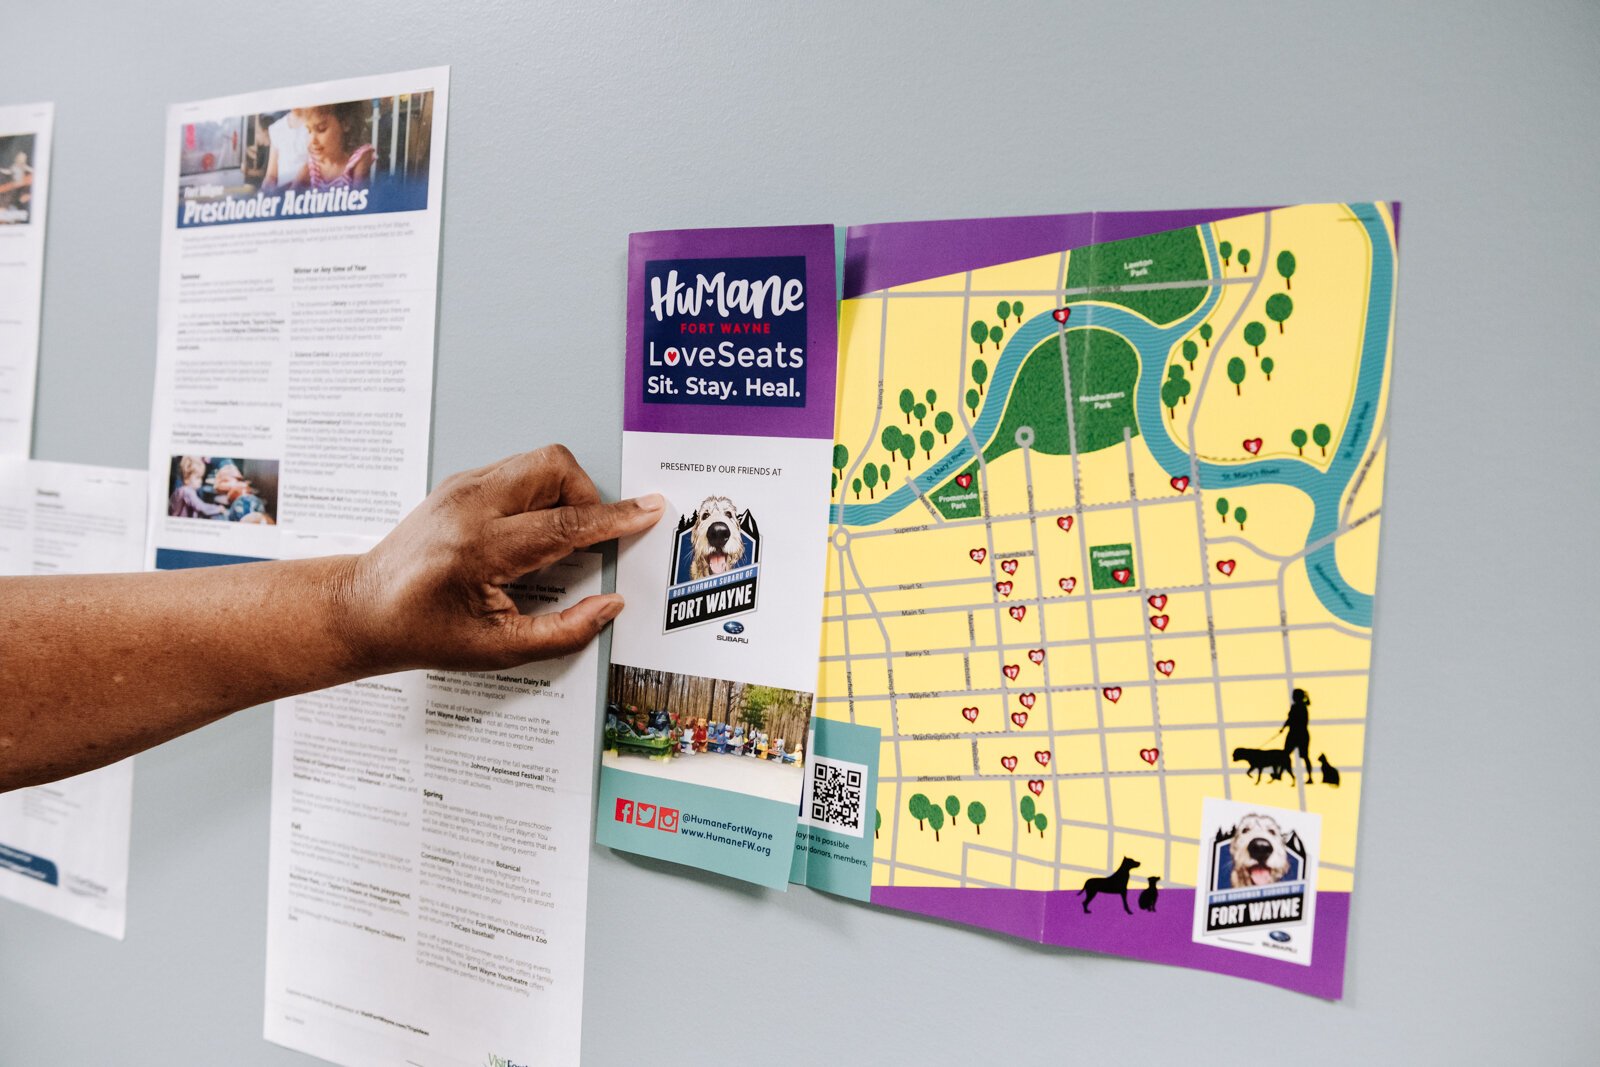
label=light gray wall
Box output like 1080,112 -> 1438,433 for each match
2,1 -> 1596,1062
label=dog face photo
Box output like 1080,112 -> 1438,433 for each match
688,495 -> 746,579
1228,813 -> 1291,887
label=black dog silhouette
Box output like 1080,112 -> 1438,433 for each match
1318,753 -> 1341,787
1232,746 -> 1289,783
1138,876 -> 1160,913
1079,857 -> 1140,914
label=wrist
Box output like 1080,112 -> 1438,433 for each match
321,553 -> 391,677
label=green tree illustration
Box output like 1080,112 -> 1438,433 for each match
989,324 -> 1004,351
1033,812 -> 1048,837
997,299 -> 1011,326
832,444 -> 848,491
914,402 -> 927,426
1199,322 -> 1213,347
899,388 -> 916,424
1238,247 -> 1252,273
1227,357 -> 1247,395
925,388 -> 937,411
1260,356 -> 1275,381
927,805 -> 945,842
1216,496 -> 1230,523
880,463 -> 892,489
970,321 -> 989,353
968,801 -> 987,835
935,410 -> 955,443
966,388 -> 980,416
1266,292 -> 1294,333
881,426 -> 903,463
1291,428 -> 1308,456
1167,363 -> 1186,383
1175,376 -> 1191,406
1020,795 -> 1036,824
1243,321 -> 1266,358
1182,339 -> 1199,369
852,477 -> 862,500
1161,379 -> 1182,420
863,462 -> 879,499
1313,422 -> 1332,457
831,472 -> 837,496
875,809 -> 881,840
899,435 -> 915,469
920,429 -> 935,459
1234,506 -> 1248,530
1012,300 -> 1024,321
1219,240 -> 1233,269
972,359 -> 988,395
1277,250 -> 1296,290
945,795 -> 960,825
909,793 -> 930,831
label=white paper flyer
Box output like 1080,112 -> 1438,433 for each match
0,102 -> 52,454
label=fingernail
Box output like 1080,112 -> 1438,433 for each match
634,493 -> 665,512
598,595 -> 625,621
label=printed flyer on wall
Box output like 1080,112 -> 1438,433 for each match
596,225 -> 838,889
813,203 -> 1396,997
0,102 -> 52,455
0,459 -> 147,938
264,552 -> 603,1067
145,68 -> 448,571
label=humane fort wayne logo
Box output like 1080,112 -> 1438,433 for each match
663,496 -> 761,633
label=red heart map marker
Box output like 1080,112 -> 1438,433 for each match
1056,515 -> 1074,532
1139,747 -> 1159,766
956,473 -> 973,489
1147,594 -> 1167,610
1059,577 -> 1077,593
1243,438 -> 1262,455
1028,779 -> 1045,795
961,706 -> 979,722
1028,648 -> 1045,665
1103,686 -> 1122,703
1034,750 -> 1051,767
1216,559 -> 1236,576
995,580 -> 1013,596
1051,307 -> 1071,324
1156,659 -> 1175,676
1009,605 -> 1027,621
1112,568 -> 1131,584
1018,693 -> 1036,709
1010,712 -> 1028,728
970,548 -> 986,564
1150,614 -> 1169,631
1001,755 -> 1018,771
1001,559 -> 1018,575
1003,664 -> 1020,680
1170,476 -> 1189,493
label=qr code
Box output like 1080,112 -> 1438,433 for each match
805,755 -> 867,838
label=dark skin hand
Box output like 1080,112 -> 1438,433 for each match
0,446 -> 663,792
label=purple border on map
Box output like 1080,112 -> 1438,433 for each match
870,886 -> 1349,999
843,207 -> 1275,299
625,224 -> 837,440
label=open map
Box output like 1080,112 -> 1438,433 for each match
817,203 -> 1396,996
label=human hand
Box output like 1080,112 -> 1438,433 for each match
338,445 -> 662,672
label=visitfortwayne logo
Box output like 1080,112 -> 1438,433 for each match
642,255 -> 808,408
614,796 -> 679,833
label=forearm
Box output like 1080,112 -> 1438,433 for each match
0,556 -> 371,790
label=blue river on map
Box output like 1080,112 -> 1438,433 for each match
830,203 -> 1393,627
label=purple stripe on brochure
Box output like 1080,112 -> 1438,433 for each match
843,206 -> 1274,299
625,224 -> 838,440
869,885 -> 1349,999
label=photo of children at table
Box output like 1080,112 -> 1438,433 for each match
165,456 -> 279,525
0,133 -> 36,224
602,664 -> 813,803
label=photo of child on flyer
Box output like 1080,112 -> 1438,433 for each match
0,133 -> 36,225
166,456 -> 278,525
174,91 -> 435,227
603,663 -> 812,804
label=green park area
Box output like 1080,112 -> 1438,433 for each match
1064,226 -> 1210,324
982,328 -> 1140,465
1089,543 -> 1136,590
930,462 -> 982,521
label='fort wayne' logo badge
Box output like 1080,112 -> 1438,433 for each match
664,495 -> 761,632
1192,798 -> 1321,966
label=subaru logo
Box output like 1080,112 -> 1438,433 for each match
723,621 -> 745,634
1269,931 -> 1291,943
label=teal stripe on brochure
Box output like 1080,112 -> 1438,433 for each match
595,766 -> 798,889
789,717 -> 879,901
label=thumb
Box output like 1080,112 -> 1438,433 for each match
501,594 -> 624,662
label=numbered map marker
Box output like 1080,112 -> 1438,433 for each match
1028,649 -> 1045,665
1009,605 -> 1027,621
1147,594 -> 1167,610
1056,515 -> 1074,532
1028,779 -> 1045,796
1216,559 -> 1236,576
1103,686 -> 1123,703
996,580 -> 1013,596
961,706 -> 980,723
1017,693 -> 1035,709
1010,712 -> 1028,727
1003,664 -> 1020,680
956,473 -> 973,488
1243,437 -> 1263,455
1170,476 -> 1189,493
1155,659 -> 1175,676
1051,307 -> 1071,324
1001,755 -> 1018,771
1034,750 -> 1051,767
1139,747 -> 1160,766
1000,559 -> 1018,575
1059,577 -> 1077,593
1112,568 -> 1131,584
970,548 -> 986,563
1150,614 -> 1169,631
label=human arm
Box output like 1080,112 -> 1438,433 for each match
0,446 -> 662,791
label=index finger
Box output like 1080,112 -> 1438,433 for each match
479,445 -> 602,515
488,494 -> 665,580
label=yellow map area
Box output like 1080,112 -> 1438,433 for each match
817,203 -> 1396,896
